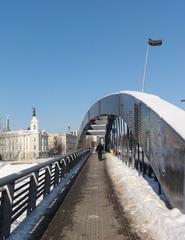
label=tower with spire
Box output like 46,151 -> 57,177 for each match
0,107 -> 48,161
4,117 -> 11,132
30,107 -> 38,131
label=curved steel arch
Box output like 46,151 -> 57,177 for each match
78,91 -> 185,213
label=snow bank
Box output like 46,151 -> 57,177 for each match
106,154 -> 185,240
0,163 -> 37,178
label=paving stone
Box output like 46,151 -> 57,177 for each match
42,154 -> 139,240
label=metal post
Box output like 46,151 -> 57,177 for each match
158,182 -> 161,195
121,118 -> 124,161
116,118 -> 118,155
117,117 -> 120,158
148,166 -> 153,178
126,125 -> 129,165
0,183 -> 14,238
142,150 -> 145,177
54,162 -> 60,186
44,164 -> 52,197
113,122 -> 115,151
129,131 -> 133,167
27,171 -> 39,215
124,124 -> 126,163
141,43 -> 149,92
123,122 -> 126,162
60,159 -> 66,179
133,145 -> 136,169
138,143 -> 140,175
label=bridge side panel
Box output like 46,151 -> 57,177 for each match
100,95 -> 119,116
89,102 -> 99,120
78,92 -> 185,212
149,110 -> 185,211
120,95 -> 135,133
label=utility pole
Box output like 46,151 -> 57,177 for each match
141,38 -> 162,92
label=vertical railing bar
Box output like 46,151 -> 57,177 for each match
0,183 -> 15,238
54,162 -> 60,186
44,164 -> 52,197
27,170 -> 39,216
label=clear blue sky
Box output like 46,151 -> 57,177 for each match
0,0 -> 185,132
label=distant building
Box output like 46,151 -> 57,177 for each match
61,133 -> 77,154
0,108 -> 48,161
48,133 -> 64,156
70,130 -> 78,136
86,135 -> 97,149
48,132 -> 77,156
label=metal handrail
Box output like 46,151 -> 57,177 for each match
0,148 -> 91,239
0,156 -> 65,188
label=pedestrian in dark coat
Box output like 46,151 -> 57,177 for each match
96,142 -> 104,160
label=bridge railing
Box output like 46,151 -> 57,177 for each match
0,148 -> 91,239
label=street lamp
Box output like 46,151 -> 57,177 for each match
141,38 -> 163,92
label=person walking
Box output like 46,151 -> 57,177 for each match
96,142 -> 104,160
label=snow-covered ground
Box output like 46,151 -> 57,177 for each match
0,163 -> 38,178
106,154 -> 185,240
0,157 -> 58,178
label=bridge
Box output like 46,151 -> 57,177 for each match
0,91 -> 185,239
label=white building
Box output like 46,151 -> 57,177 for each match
0,108 -> 48,161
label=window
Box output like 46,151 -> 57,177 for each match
34,145 -> 36,150
34,125 -> 36,130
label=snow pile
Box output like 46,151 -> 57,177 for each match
0,163 -> 37,178
106,154 -> 185,240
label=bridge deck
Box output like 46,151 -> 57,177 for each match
42,154 -> 137,240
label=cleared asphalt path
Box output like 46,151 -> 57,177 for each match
42,153 -> 140,240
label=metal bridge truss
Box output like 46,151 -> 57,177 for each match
78,91 -> 185,214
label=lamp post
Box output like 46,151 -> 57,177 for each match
141,38 -> 163,92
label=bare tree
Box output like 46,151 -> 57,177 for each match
49,136 -> 65,156
0,133 -> 21,161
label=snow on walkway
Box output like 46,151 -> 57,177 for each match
106,154 -> 185,240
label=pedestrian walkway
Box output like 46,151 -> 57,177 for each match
42,154 -> 138,240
